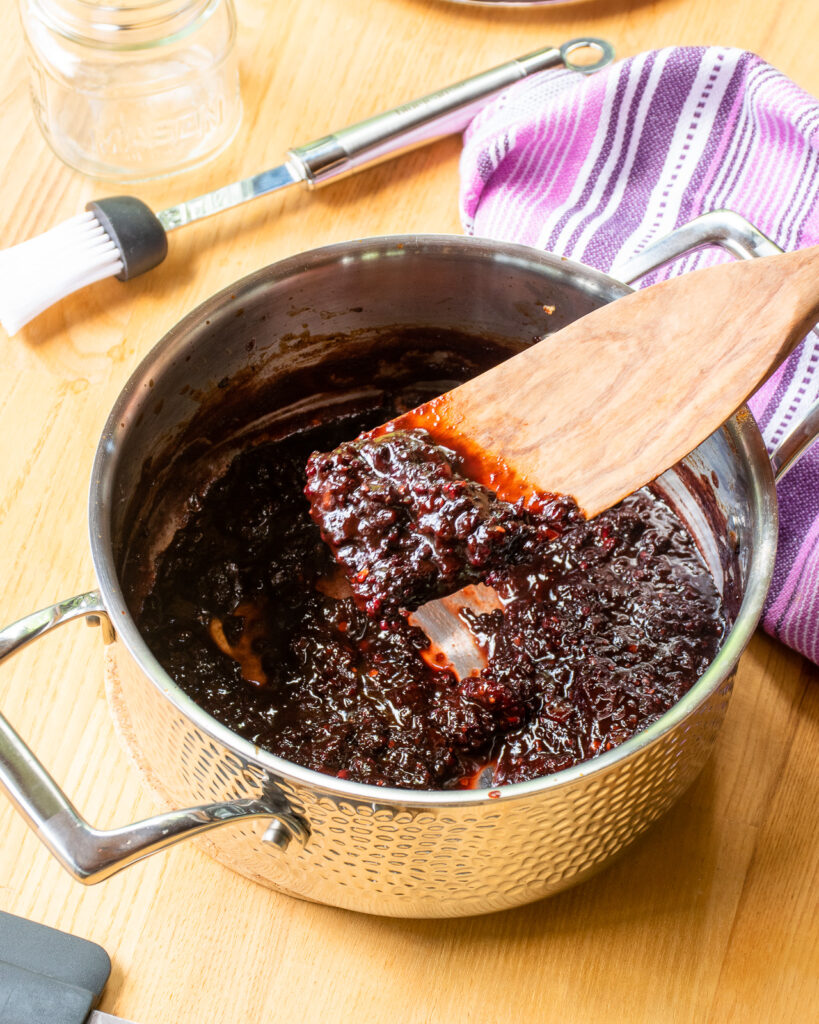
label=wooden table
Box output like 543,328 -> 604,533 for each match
1,1 -> 817,1021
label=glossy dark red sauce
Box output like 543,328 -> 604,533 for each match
304,428 -> 576,616
135,400 -> 726,790
375,397 -> 540,508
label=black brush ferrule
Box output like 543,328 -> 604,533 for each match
86,196 -> 168,281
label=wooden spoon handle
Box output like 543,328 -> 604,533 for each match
401,245 -> 819,518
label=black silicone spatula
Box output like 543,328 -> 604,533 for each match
0,911 -> 135,1024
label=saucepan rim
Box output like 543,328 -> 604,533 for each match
89,233 -> 778,808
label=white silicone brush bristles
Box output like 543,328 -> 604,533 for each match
0,211 -> 124,335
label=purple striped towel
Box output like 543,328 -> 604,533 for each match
459,47 -> 819,664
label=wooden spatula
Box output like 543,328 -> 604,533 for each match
388,245 -> 819,517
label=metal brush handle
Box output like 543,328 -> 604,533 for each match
288,38 -> 614,186
156,38 -> 613,232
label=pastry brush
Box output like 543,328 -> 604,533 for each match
0,38 -> 613,336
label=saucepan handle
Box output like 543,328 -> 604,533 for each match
0,591 -> 309,884
612,209 -> 819,482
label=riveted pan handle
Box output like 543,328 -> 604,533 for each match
0,592 -> 308,884
612,209 -> 819,482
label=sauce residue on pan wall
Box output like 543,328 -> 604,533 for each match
125,331 -> 728,791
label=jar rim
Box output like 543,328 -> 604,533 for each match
27,0 -> 229,50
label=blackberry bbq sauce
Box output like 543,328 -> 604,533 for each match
131,333 -> 727,791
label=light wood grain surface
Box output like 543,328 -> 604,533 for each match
1,2 -> 817,1022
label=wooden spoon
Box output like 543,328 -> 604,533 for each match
386,245 -> 819,517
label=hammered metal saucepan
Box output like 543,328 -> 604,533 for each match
1,212 -> 814,917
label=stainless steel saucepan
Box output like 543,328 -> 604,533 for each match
1,212 -> 814,917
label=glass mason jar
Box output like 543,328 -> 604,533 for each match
18,0 -> 242,181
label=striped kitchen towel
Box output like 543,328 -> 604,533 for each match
459,47 -> 819,664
